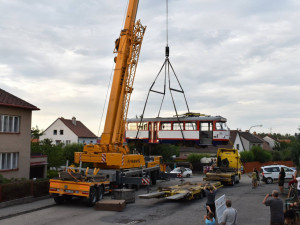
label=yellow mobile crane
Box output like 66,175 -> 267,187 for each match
49,0 -> 168,206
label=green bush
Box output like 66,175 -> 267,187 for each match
0,174 -> 10,184
281,149 -> 292,161
272,151 -> 282,161
47,170 -> 59,179
251,146 -> 272,163
33,180 -> 49,197
150,144 -> 179,162
187,153 -> 210,163
1,181 -> 31,202
240,151 -> 255,162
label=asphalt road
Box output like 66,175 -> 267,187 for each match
0,174 -> 287,225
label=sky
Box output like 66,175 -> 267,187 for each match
1,0 -> 300,136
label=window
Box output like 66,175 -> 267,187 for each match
0,152 -> 19,170
60,130 -> 64,135
185,122 -> 197,130
265,167 -> 279,172
201,122 -> 211,131
284,167 -> 293,172
128,123 -> 137,131
137,122 -> 148,130
55,140 -> 61,145
0,115 -> 20,133
236,144 -> 240,150
66,140 -> 71,145
173,123 -> 183,130
53,130 -> 57,135
161,122 -> 171,130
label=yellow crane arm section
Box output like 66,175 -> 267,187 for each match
101,0 -> 145,147
74,0 -> 147,169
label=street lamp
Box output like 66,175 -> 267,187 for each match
249,125 -> 263,133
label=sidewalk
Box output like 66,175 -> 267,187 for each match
0,197 -> 55,220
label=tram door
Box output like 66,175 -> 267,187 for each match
149,122 -> 158,143
199,122 -> 213,145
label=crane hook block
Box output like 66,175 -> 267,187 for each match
165,46 -> 169,57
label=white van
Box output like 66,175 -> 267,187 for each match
261,165 -> 295,184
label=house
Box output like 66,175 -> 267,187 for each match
236,131 -> 263,152
263,135 -> 279,149
0,88 -> 41,179
40,117 -> 97,145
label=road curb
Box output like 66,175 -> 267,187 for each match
0,204 -> 55,220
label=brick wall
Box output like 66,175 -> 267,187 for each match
243,161 -> 294,173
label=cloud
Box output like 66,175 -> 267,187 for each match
1,0 -> 300,135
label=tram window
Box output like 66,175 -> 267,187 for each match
128,123 -> 137,130
173,123 -> 183,130
185,122 -> 197,130
201,122 -> 211,131
161,122 -> 171,130
216,122 -> 228,130
137,122 -> 148,130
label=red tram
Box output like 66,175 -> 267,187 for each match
125,114 -> 230,146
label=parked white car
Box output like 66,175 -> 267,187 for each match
261,165 -> 295,184
170,167 -> 193,178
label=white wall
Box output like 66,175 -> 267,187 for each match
234,133 -> 245,152
263,136 -> 277,149
40,119 -> 78,144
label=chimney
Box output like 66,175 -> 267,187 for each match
72,117 -> 76,125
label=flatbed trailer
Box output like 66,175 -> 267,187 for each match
139,181 -> 222,200
203,168 -> 240,185
49,164 -> 177,206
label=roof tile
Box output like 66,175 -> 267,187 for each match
60,117 -> 97,138
0,88 -> 39,110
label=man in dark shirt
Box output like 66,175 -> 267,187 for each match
262,190 -> 284,225
204,184 -> 217,216
278,167 -> 285,194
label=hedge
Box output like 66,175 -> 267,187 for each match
0,180 -> 49,202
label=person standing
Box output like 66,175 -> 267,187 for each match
254,167 -> 261,186
221,199 -> 237,225
204,184 -> 217,216
262,190 -> 284,225
278,167 -> 285,194
204,205 -> 216,225
249,168 -> 258,188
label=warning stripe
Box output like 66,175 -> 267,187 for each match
141,177 -> 150,185
102,154 -> 106,163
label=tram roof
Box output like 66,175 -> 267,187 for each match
127,116 -> 227,123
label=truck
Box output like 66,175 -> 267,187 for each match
49,0 -> 174,206
203,148 -> 242,185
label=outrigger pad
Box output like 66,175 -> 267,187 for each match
94,200 -> 126,212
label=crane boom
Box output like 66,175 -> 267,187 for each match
101,0 -> 141,146
74,0 -> 146,169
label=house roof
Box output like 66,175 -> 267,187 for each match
0,88 -> 39,110
60,117 -> 97,138
229,130 -> 238,144
240,132 -> 263,143
253,134 -> 273,151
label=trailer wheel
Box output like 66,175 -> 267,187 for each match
97,186 -> 104,201
54,196 -> 65,204
88,187 -> 97,207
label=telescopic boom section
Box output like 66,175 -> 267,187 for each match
101,0 -> 145,149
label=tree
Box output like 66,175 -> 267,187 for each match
62,143 -> 84,165
240,151 -> 255,162
251,146 -> 272,163
31,126 -> 44,139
